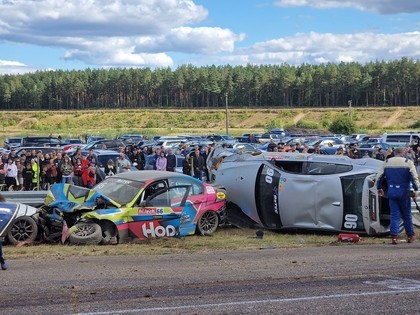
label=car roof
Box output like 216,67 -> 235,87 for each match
113,170 -> 191,182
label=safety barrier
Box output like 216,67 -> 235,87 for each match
2,191 -> 48,207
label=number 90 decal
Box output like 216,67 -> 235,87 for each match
344,214 -> 358,229
265,168 -> 275,184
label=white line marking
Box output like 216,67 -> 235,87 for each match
76,287 -> 420,315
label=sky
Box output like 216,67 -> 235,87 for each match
0,0 -> 419,75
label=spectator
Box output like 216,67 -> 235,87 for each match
384,147 -> 394,160
72,147 -> 83,165
82,161 -> 96,188
54,151 -> 63,183
61,156 -> 73,184
156,151 -> 167,171
118,153 -> 132,173
182,154 -> 192,176
166,149 -> 176,172
192,149 -> 204,180
267,139 -> 277,152
45,158 -> 58,186
31,159 -> 40,190
415,146 -> 420,176
22,162 -> 33,190
15,159 -> 24,190
104,159 -> 116,177
4,158 -> 17,190
375,148 -> 385,161
201,145 -> 210,181
131,147 -> 145,170
72,158 -> 84,186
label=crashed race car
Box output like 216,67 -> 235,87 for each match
0,202 -> 39,245
207,147 -> 418,236
39,171 -> 227,245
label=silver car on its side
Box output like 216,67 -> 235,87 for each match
207,148 -> 394,235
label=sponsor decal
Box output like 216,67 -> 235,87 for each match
142,222 -> 176,238
206,186 -> 216,194
278,174 -> 287,192
216,192 -> 226,199
273,186 -> 279,214
138,208 -> 157,215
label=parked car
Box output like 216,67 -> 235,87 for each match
117,134 -> 145,145
66,139 -> 125,155
86,135 -> 106,144
258,133 -> 285,144
40,171 -> 227,245
4,137 -> 23,149
21,136 -> 63,147
207,147 -> 394,236
62,138 -> 84,145
206,134 -> 237,146
382,132 -> 420,148
0,202 -> 39,245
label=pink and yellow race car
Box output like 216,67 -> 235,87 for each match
41,171 -> 227,245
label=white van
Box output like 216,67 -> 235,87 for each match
382,132 -> 420,147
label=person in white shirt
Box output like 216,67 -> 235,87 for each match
4,158 -> 17,190
118,153 -> 132,173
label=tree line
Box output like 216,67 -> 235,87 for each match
0,58 -> 419,110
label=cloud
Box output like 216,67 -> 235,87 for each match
134,27 -> 246,54
226,31 -> 420,65
274,0 -> 420,14
0,60 -> 40,75
0,0 -> 243,69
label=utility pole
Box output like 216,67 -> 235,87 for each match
348,100 -> 352,120
225,92 -> 229,135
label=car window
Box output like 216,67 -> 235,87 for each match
273,160 -> 304,174
168,177 -> 204,195
306,162 -> 352,175
94,177 -> 145,205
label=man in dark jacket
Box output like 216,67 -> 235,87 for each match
192,149 -> 204,180
376,147 -> 420,244
166,149 -> 177,172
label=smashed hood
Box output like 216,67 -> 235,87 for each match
44,183 -> 120,212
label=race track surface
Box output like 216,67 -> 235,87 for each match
1,243 -> 419,314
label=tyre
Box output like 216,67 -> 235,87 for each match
197,211 -> 219,236
7,216 -> 38,245
69,222 -> 103,245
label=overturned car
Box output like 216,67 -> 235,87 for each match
0,202 -> 39,245
208,147 -> 398,235
40,171 -> 227,245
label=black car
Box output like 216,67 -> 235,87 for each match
81,139 -> 125,152
4,137 -> 23,149
21,136 -> 63,147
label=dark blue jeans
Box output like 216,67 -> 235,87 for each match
388,188 -> 414,236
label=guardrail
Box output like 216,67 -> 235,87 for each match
2,191 -> 48,207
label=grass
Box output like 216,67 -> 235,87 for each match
4,226 -> 406,260
1,106 -> 420,143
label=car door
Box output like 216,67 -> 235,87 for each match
277,162 -> 344,231
127,185 -> 193,239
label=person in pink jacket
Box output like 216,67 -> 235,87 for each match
155,151 -> 167,171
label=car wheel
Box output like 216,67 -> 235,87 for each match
69,222 -> 103,245
197,211 -> 219,236
7,216 -> 38,245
